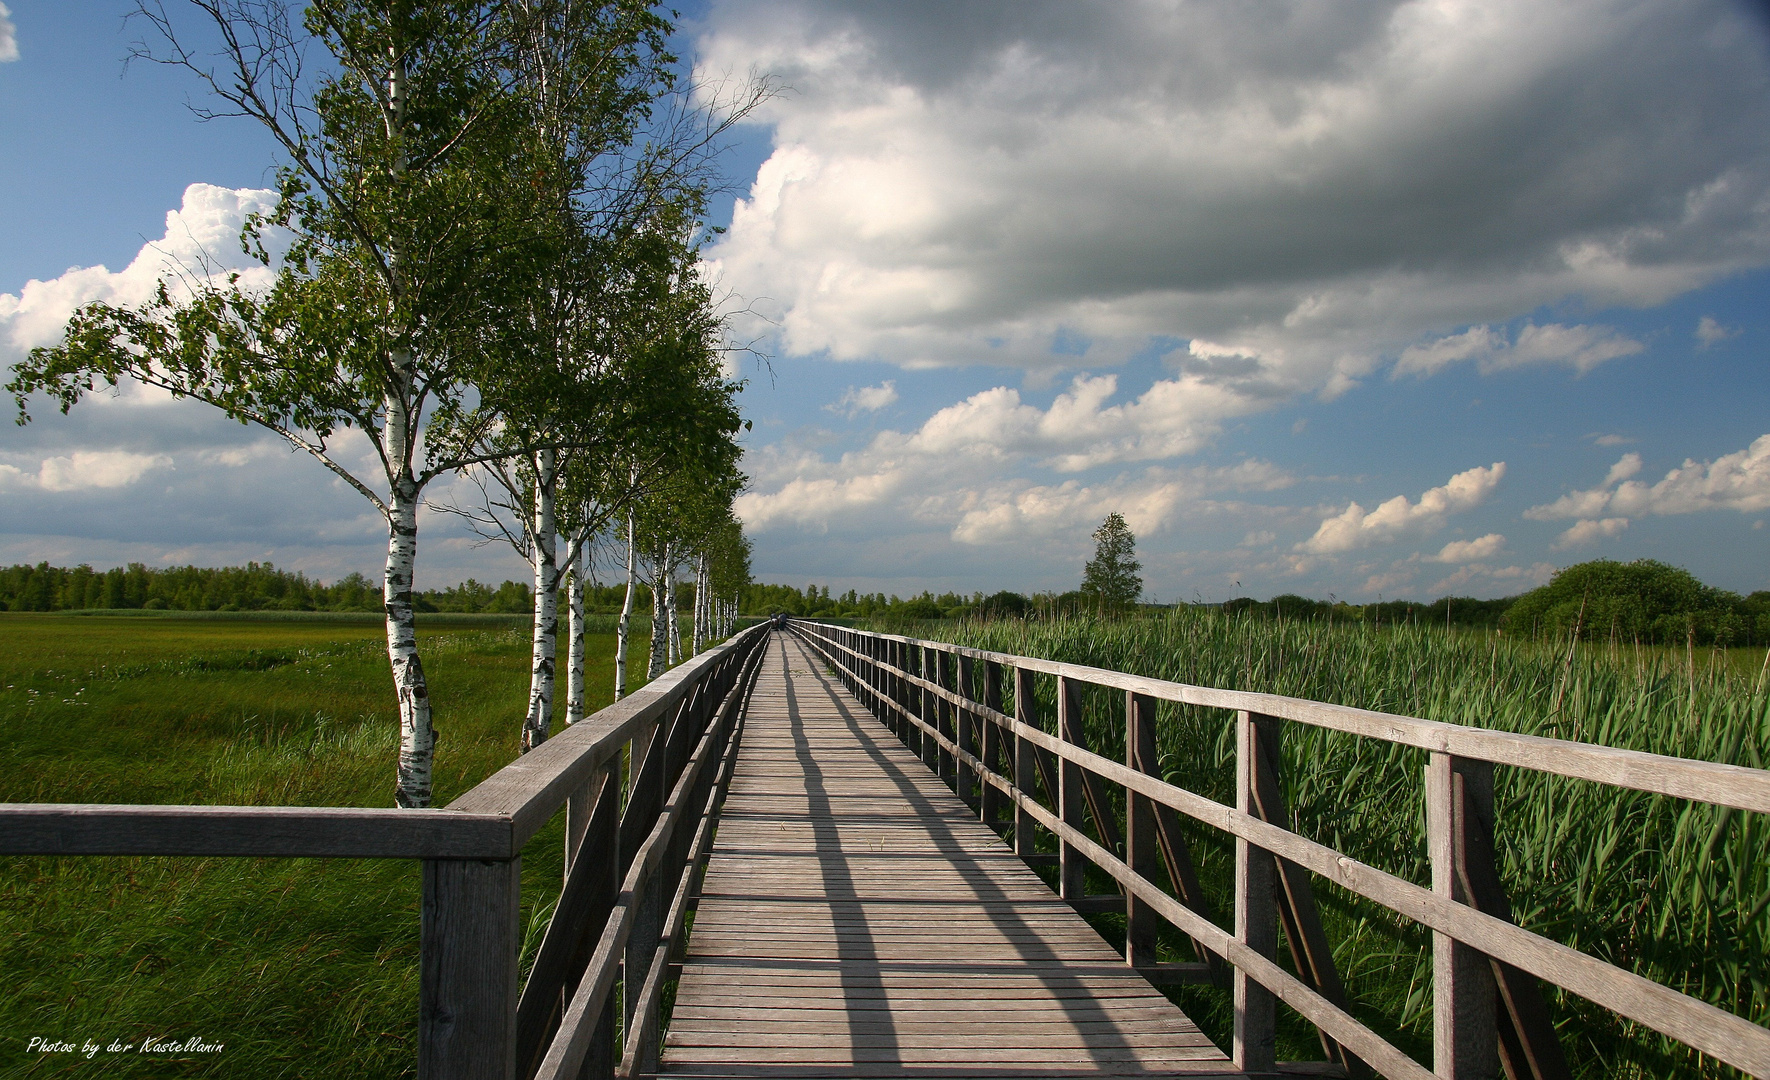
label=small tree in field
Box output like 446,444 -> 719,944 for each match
1080,512 -> 1142,612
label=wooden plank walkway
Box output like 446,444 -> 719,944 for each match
656,631 -> 1240,1078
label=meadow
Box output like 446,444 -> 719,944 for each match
0,613 -> 653,1079
924,610 -> 1770,1078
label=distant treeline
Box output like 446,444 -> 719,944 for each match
1220,594 -> 1516,628
750,560 -> 1770,647
11,558 -> 1767,647
0,562 -> 682,616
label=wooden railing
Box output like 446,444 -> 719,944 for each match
0,620 -> 771,1080
791,620 -> 1770,1080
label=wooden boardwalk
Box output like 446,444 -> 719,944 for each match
657,632 -> 1238,1079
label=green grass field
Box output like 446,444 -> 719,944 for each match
0,614 -> 653,1078
919,611 -> 1769,1078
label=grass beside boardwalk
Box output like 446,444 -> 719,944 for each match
0,614 -> 652,1078
916,611 -> 1769,1079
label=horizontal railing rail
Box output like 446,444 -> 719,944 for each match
792,620 -> 1770,1080
0,620 -> 773,1080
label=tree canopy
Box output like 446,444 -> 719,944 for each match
1501,559 -> 1757,646
6,1 -> 758,805
1079,512 -> 1142,611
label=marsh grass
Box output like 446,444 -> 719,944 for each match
919,610 -> 1769,1078
0,614 -> 653,1078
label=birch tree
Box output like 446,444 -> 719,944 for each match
440,1 -> 763,746
8,1 -> 656,806
446,226 -> 744,743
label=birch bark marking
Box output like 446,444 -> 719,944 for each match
648,543 -> 670,679
523,449 -> 559,751
382,48 -> 435,810
386,464 -> 434,809
667,562 -> 681,666
692,554 -> 706,653
565,527 -> 587,726
615,509 -> 636,700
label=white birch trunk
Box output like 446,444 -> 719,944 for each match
648,542 -> 670,679
522,449 -> 559,752
565,539 -> 586,725
692,554 -> 706,654
615,509 -> 635,700
667,560 -> 681,666
385,403 -> 434,808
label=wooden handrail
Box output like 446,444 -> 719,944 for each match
829,626 -> 1770,815
0,620 -> 773,1080
527,627 -> 767,1080
447,625 -> 770,848
792,620 -> 1770,1080
0,803 -> 513,858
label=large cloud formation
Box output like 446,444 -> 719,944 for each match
736,372 -> 1286,537
700,0 -> 1770,393
0,183 -> 282,366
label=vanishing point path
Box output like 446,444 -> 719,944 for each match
657,631 -> 1238,1078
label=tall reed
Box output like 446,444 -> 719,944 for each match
924,609 -> 1768,1077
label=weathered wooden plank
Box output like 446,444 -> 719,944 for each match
420,856 -> 521,1080
0,803 -> 512,859
514,767 -> 618,1078
1248,716 -> 1364,1077
1234,711 -> 1278,1073
656,632 -> 1233,1080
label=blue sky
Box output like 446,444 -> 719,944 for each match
2,1 -> 1769,602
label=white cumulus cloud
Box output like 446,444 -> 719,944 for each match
827,380 -> 899,417
1695,315 -> 1739,347
1525,436 -> 1770,520
0,451 -> 174,492
949,460 -> 1294,546
735,375 -> 1291,537
1432,534 -> 1507,562
1394,322 -> 1644,377
1298,463 -> 1506,554
1554,517 -> 1630,549
1,184 -> 285,365
0,3 -> 16,63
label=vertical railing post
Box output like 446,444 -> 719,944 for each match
526,766 -> 619,1080
1233,709 -> 1278,1073
927,637 -> 941,764
935,649 -> 956,786
956,653 -> 977,810
624,700 -> 675,1052
981,660 -> 1005,830
891,639 -> 907,742
1012,666 -> 1037,860
420,856 -> 521,1080
1125,691 -> 1157,967
1056,675 -> 1084,900
1429,752 -> 1499,1079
